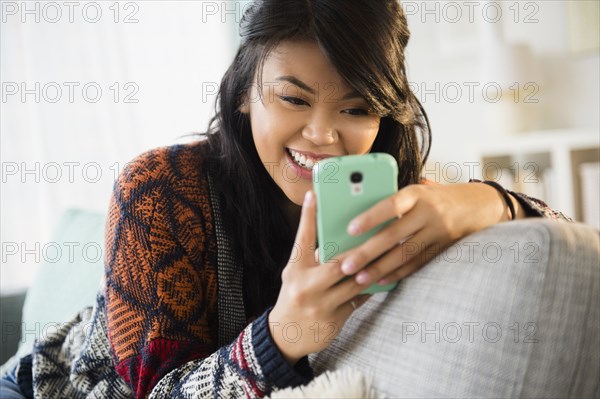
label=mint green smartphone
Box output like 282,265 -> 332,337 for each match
313,153 -> 399,295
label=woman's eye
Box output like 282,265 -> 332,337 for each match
279,96 -> 308,106
344,108 -> 370,116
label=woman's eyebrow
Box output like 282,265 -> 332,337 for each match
340,90 -> 363,100
274,75 -> 363,100
274,75 -> 315,94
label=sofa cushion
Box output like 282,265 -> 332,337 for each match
309,220 -> 600,398
1,208 -> 106,375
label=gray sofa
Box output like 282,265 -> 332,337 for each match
1,210 -> 599,398
310,219 -> 600,398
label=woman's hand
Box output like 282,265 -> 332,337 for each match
268,190 -> 371,366
337,182 -> 523,287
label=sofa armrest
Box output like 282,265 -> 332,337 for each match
0,291 -> 26,365
0,208 -> 106,377
309,219 -> 600,398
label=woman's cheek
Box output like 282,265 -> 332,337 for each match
346,123 -> 380,152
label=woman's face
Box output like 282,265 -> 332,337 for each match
240,40 -> 381,206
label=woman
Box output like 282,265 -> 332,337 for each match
0,1 -> 569,398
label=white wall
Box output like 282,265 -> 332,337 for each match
1,2 -> 236,294
403,0 -> 599,176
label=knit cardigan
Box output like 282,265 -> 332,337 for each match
17,141 -> 312,398
14,140 -> 570,399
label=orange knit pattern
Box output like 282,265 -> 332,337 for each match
103,140 -> 219,365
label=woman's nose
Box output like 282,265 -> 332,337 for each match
302,114 -> 338,145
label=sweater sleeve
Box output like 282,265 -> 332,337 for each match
149,308 -> 313,398
422,177 -> 572,221
507,190 -> 574,221
104,146 -> 312,398
465,178 -> 573,221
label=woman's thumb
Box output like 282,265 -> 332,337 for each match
295,190 -> 317,249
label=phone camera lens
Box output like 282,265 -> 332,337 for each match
350,172 -> 363,183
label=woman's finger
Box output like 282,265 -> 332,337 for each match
364,228 -> 440,281
294,190 -> 318,265
325,228 -> 432,303
350,227 -> 433,287
304,259 -> 351,292
339,210 -> 425,276
347,185 -> 421,237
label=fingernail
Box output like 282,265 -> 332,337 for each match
348,221 -> 360,235
304,190 -> 313,205
356,271 -> 370,285
341,258 -> 356,274
378,278 -> 389,285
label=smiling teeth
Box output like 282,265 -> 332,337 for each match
289,149 -> 315,170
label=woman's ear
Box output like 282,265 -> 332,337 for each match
239,93 -> 250,114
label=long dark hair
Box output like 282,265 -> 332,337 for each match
196,0 -> 431,317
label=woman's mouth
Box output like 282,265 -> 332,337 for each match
286,148 -> 316,170
285,148 -> 315,180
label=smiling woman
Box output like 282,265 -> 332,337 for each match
239,41 -> 381,214
0,1 -> 572,398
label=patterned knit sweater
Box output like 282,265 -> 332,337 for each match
18,140 -> 313,398
15,139 -> 570,399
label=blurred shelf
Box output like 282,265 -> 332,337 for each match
477,129 -> 599,224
